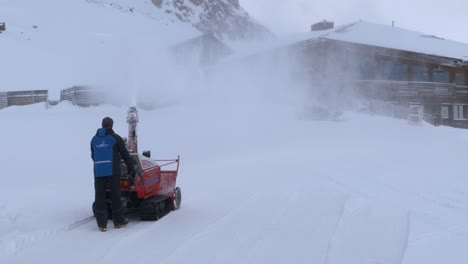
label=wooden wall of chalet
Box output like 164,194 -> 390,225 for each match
354,80 -> 468,103
290,39 -> 468,86
170,33 -> 233,65
289,38 -> 468,128
60,86 -> 104,106
449,120 -> 468,129
352,80 -> 468,127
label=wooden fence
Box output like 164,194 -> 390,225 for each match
0,92 -> 7,109
0,86 -> 108,110
0,90 -> 48,109
365,100 -> 440,126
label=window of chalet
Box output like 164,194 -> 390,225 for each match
381,61 -> 407,81
453,105 -> 466,120
358,57 -> 377,80
325,53 -> 341,77
412,65 -> 429,82
434,71 -> 449,83
340,54 -> 360,79
455,72 -> 466,86
347,57 -> 380,80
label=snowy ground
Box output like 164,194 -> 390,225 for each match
1,99 -> 468,264
2,0 -> 468,263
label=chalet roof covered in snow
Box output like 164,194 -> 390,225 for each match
288,20 -> 468,63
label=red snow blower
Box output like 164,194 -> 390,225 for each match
101,107 -> 182,221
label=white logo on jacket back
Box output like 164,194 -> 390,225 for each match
96,140 -> 110,148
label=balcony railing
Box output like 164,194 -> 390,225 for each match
365,100 -> 440,126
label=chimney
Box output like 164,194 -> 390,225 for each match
311,20 -> 334,31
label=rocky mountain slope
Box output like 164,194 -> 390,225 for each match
87,0 -> 274,40
152,0 -> 274,40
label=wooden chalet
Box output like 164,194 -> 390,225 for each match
286,21 -> 468,128
60,86 -> 106,107
170,32 -> 233,65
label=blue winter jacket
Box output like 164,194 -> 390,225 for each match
91,128 -> 133,177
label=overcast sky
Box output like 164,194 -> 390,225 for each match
240,0 -> 468,43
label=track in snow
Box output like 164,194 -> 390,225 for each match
326,197 -> 410,264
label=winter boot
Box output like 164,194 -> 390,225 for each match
114,218 -> 129,229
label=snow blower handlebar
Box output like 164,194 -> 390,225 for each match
154,156 -> 180,170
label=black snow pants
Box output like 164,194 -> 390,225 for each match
94,175 -> 126,228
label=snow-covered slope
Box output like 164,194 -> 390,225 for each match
0,0 -> 199,95
0,0 -> 273,98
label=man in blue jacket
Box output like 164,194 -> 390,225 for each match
91,117 -> 135,232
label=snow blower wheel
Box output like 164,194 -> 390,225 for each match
174,187 -> 182,210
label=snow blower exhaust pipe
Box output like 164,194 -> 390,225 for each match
126,106 -> 139,154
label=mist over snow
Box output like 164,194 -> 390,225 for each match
0,0 -> 290,108
0,0 -> 197,98
2,1 -> 468,264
